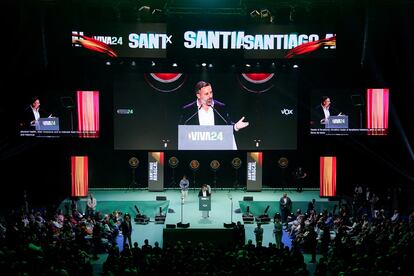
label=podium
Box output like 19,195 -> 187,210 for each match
35,117 -> 60,131
178,125 -> 234,150
325,115 -> 348,129
199,196 -> 211,211
199,196 -> 211,218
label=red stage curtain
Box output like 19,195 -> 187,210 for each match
77,91 -> 99,137
320,156 -> 337,197
366,88 -> 389,135
71,156 -> 88,197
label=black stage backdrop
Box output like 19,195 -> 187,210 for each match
1,1 -> 414,212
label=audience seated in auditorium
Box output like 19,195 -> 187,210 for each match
1,186 -> 413,275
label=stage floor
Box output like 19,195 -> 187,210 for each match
60,188 -> 336,249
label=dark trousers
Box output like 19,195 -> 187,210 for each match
281,208 -> 289,223
123,234 -> 132,248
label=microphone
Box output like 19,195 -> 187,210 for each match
209,103 -> 228,125
183,105 -> 202,125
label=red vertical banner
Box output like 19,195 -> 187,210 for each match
366,88 -> 389,135
71,156 -> 88,197
320,156 -> 336,197
77,90 -> 100,138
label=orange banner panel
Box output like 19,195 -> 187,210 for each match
320,156 -> 336,197
71,156 -> 88,197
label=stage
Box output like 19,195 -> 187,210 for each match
59,188 -> 337,249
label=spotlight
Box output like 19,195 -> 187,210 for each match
162,139 -> 169,149
131,61 -> 136,66
250,10 -> 260,17
151,61 -> 156,67
139,6 -> 151,12
208,63 -> 213,68
293,64 -> 299,68
152,8 -> 162,15
172,63 -> 178,67
260,9 -> 271,18
105,61 -> 111,66
201,62 -> 207,67
245,63 -> 251,67
271,62 -> 276,68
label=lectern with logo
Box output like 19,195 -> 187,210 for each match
178,125 -> 234,150
35,117 -> 60,131
325,115 -> 348,129
199,196 -> 211,218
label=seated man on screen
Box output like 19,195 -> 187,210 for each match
180,81 -> 249,149
20,96 -> 53,130
311,96 -> 343,126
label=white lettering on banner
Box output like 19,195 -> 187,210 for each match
183,31 -> 332,50
281,109 -> 294,115
247,162 -> 257,181
183,31 -> 196,48
332,118 -> 345,124
42,121 -> 56,126
128,33 -> 172,49
149,162 -> 158,181
92,36 -> 123,45
188,131 -> 224,141
72,31 -> 84,47
73,30 -> 334,51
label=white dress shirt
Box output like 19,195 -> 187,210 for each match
197,101 -> 215,125
32,107 -> 40,121
322,105 -> 330,120
197,100 -> 237,150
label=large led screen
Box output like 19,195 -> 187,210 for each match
114,71 -> 298,150
310,88 -> 389,136
19,91 -> 100,138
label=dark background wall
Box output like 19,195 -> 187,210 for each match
1,0 -> 414,211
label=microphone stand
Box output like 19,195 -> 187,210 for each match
228,193 -> 234,225
180,196 -> 184,224
183,105 -> 202,125
231,196 -> 233,224
209,104 -> 229,125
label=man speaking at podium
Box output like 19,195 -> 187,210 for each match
198,184 -> 211,218
21,96 -> 53,130
180,81 -> 249,149
311,95 -> 343,126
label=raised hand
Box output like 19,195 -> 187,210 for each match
235,116 -> 249,131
